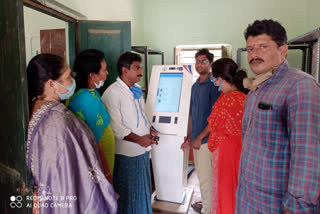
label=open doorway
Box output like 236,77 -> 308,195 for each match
23,6 -> 69,64
23,1 -> 131,91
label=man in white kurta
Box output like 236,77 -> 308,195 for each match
102,52 -> 158,214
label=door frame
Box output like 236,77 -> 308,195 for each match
23,0 -> 81,58
23,0 -> 131,68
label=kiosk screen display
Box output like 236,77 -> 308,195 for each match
154,73 -> 183,112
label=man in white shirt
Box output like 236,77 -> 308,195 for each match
102,52 -> 158,214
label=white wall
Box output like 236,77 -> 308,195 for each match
23,6 -> 68,64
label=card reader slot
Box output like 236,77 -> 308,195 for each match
159,116 -> 171,124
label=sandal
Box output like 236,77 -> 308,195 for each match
191,201 -> 202,213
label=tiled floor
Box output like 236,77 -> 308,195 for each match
153,169 -> 202,214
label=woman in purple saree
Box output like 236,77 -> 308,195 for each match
26,54 -> 117,214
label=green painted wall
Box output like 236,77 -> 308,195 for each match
305,0 -> 320,32
50,0 -> 319,68
132,0 -> 145,45
54,0 -> 145,45
142,0 -> 307,67
39,0 -> 319,74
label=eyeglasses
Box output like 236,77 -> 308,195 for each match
195,59 -> 209,64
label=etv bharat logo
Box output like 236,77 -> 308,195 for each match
10,196 -> 23,208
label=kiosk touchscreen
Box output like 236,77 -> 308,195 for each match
146,66 -> 193,137
154,73 -> 183,113
146,65 -> 193,204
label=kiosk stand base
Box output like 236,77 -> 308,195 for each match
151,188 -> 194,214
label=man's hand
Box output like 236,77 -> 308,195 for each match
181,138 -> 190,151
124,132 -> 158,147
191,137 -> 202,150
138,134 -> 157,147
150,128 -> 159,138
150,128 -> 159,145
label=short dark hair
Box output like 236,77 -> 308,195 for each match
117,52 -> 142,76
211,58 -> 249,94
27,54 -> 65,111
73,49 -> 105,89
195,48 -> 214,63
244,19 -> 287,47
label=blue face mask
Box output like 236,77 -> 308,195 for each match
129,86 -> 142,99
55,79 -> 76,100
129,86 -> 147,128
211,77 -> 224,92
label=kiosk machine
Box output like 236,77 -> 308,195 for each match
146,65 -> 193,204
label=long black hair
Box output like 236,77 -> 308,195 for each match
27,54 -> 65,111
73,49 -> 105,90
211,58 -> 249,94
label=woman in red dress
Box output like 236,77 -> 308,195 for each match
208,58 -> 249,214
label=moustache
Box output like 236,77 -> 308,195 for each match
250,58 -> 264,64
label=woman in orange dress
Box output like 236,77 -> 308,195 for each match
208,58 -> 249,214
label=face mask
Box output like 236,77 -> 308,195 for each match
55,79 -> 76,100
129,86 -> 147,128
129,86 -> 142,99
211,77 -> 224,92
95,80 -> 105,89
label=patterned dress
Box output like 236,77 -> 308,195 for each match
67,89 -> 115,174
207,91 -> 246,214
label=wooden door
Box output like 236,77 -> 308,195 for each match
69,21 -> 131,93
40,29 -> 66,59
0,0 -> 31,213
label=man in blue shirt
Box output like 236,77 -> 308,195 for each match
181,48 -> 220,214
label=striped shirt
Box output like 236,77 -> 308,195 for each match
235,60 -> 320,213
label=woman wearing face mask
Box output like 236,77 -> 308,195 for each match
27,54 -> 117,214
67,49 -> 115,184
208,58 -> 249,214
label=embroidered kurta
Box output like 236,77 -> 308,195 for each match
208,91 -> 245,214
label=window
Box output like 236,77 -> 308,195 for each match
175,44 -> 231,82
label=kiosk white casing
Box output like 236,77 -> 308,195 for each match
146,65 -> 193,203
